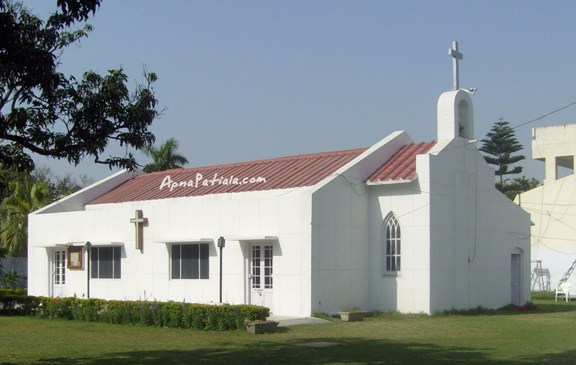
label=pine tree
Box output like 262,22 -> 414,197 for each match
480,119 -> 525,186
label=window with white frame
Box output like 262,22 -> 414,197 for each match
171,243 -> 209,279
383,213 -> 401,274
91,246 -> 121,279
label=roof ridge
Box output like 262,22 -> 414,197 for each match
145,147 -> 368,175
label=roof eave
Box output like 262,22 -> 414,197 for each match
366,176 -> 417,186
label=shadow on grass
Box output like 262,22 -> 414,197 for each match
429,300 -> 576,317
14,338 -> 576,365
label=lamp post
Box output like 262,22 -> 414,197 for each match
84,241 -> 92,298
217,236 -> 225,303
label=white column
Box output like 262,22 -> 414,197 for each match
544,155 -> 557,184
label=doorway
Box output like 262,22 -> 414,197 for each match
51,249 -> 67,297
249,244 -> 273,310
511,252 -> 522,305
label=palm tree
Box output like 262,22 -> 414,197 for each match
0,178 -> 50,256
142,138 -> 189,173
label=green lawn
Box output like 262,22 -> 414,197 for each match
1,299 -> 576,364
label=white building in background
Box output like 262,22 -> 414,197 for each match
516,124 -> 576,291
27,88 -> 531,317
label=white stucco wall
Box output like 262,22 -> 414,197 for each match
516,124 -> 576,291
309,131 -> 414,315
531,124 -> 576,183
307,132 -> 530,316
428,139 -> 531,312
28,187 -> 314,317
365,137 -> 530,315
517,176 -> 576,291
368,180 -> 431,314
310,175 -> 371,315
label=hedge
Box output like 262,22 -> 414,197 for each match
0,292 -> 269,331
0,289 -> 38,316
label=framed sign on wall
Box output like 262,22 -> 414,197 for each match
67,246 -> 83,269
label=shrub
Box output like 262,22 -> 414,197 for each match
0,289 -> 38,315
183,304 -> 205,329
0,291 -> 270,331
42,297 -> 75,319
137,301 -> 152,326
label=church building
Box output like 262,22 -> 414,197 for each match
28,46 -> 531,317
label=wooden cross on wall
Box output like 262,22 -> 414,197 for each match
130,210 -> 148,250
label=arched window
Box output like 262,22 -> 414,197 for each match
383,213 -> 401,275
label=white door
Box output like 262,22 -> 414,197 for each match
51,249 -> 67,297
511,253 -> 522,305
250,244 -> 273,310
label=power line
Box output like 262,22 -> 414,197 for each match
511,100 -> 576,131
474,99 -> 576,155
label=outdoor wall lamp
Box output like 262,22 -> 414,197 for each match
84,241 -> 92,298
217,236 -> 225,303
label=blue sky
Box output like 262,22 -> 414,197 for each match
26,1 -> 576,181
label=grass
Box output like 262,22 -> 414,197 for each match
1,297 -> 576,364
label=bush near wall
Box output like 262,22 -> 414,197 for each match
0,289 -> 37,315
0,293 -> 269,331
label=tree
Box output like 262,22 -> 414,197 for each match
480,119 -> 540,200
500,176 -> 540,200
0,165 -> 25,201
143,138 -> 189,173
0,166 -> 89,257
1,269 -> 22,289
480,119 -> 526,186
0,178 -> 50,256
0,246 -> 6,278
0,0 -> 160,173
32,166 -> 89,201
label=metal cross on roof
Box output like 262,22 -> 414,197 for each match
130,209 -> 148,250
449,41 -> 463,90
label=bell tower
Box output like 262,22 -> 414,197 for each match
437,41 -> 474,141
437,89 -> 474,141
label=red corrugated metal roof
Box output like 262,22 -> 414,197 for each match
89,141 -> 437,204
367,141 -> 436,183
89,148 -> 367,204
